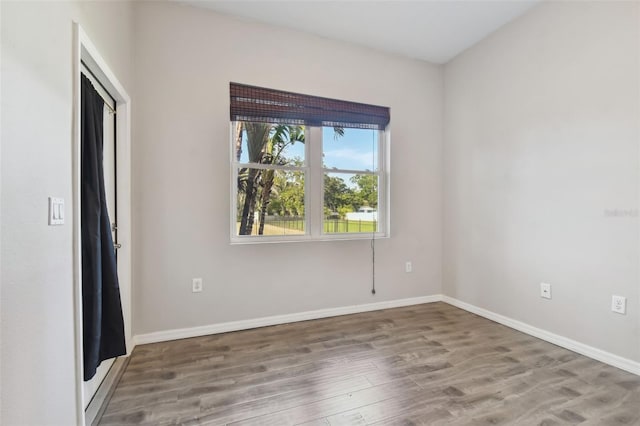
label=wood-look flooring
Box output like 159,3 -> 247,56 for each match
99,302 -> 640,425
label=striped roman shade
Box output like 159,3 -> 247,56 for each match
230,82 -> 390,130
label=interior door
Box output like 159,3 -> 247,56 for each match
81,65 -> 118,408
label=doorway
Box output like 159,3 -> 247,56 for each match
80,62 -> 119,409
73,24 -> 133,426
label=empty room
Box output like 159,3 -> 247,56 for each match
1,0 -> 639,425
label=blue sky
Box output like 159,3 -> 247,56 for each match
239,126 -> 378,171
323,127 -> 378,171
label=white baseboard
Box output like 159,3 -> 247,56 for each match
133,295 -> 442,346
442,295 -> 640,377
132,293 -> 639,377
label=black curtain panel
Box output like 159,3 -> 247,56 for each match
81,74 -> 126,381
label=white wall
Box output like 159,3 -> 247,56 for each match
132,1 -> 443,336
0,1 -> 134,424
5,1 -> 636,422
444,1 -> 640,362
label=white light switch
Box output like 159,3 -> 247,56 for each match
49,197 -> 64,225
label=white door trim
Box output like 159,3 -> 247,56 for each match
72,23 -> 132,425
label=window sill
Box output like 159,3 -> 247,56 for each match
230,232 -> 389,245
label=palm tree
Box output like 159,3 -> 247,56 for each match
234,121 -> 244,162
237,123 -> 343,235
257,125 -> 305,235
238,123 -> 270,235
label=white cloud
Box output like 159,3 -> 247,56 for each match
324,148 -> 376,170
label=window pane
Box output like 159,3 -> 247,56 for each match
234,122 -> 305,165
322,127 -> 378,171
236,168 -> 305,236
323,172 -> 378,234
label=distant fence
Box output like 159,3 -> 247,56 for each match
263,216 -> 305,231
240,215 -> 377,234
324,219 -> 377,233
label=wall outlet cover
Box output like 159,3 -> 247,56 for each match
405,261 -> 412,273
540,283 -> 551,299
611,295 -> 626,314
192,278 -> 203,293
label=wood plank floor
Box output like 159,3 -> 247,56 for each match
99,302 -> 640,425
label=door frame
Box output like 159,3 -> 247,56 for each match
72,23 -> 132,425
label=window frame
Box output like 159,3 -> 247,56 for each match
317,127 -> 387,238
230,124 -> 390,244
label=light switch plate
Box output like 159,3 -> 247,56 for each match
48,197 -> 64,226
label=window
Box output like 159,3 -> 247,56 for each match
230,83 -> 389,243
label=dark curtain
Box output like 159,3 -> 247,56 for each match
81,74 -> 126,381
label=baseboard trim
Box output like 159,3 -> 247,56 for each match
441,295 -> 640,377
132,293 -> 639,377
133,295 -> 442,346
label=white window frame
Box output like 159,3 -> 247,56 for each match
230,124 -> 390,244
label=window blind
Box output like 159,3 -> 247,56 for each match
230,82 -> 390,130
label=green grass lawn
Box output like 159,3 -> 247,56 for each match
237,218 -> 377,235
322,219 -> 377,233
265,218 -> 377,234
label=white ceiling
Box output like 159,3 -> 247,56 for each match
180,0 -> 539,64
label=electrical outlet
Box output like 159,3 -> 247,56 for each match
540,283 -> 551,299
405,261 -> 412,273
612,295 -> 626,314
192,278 -> 203,293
